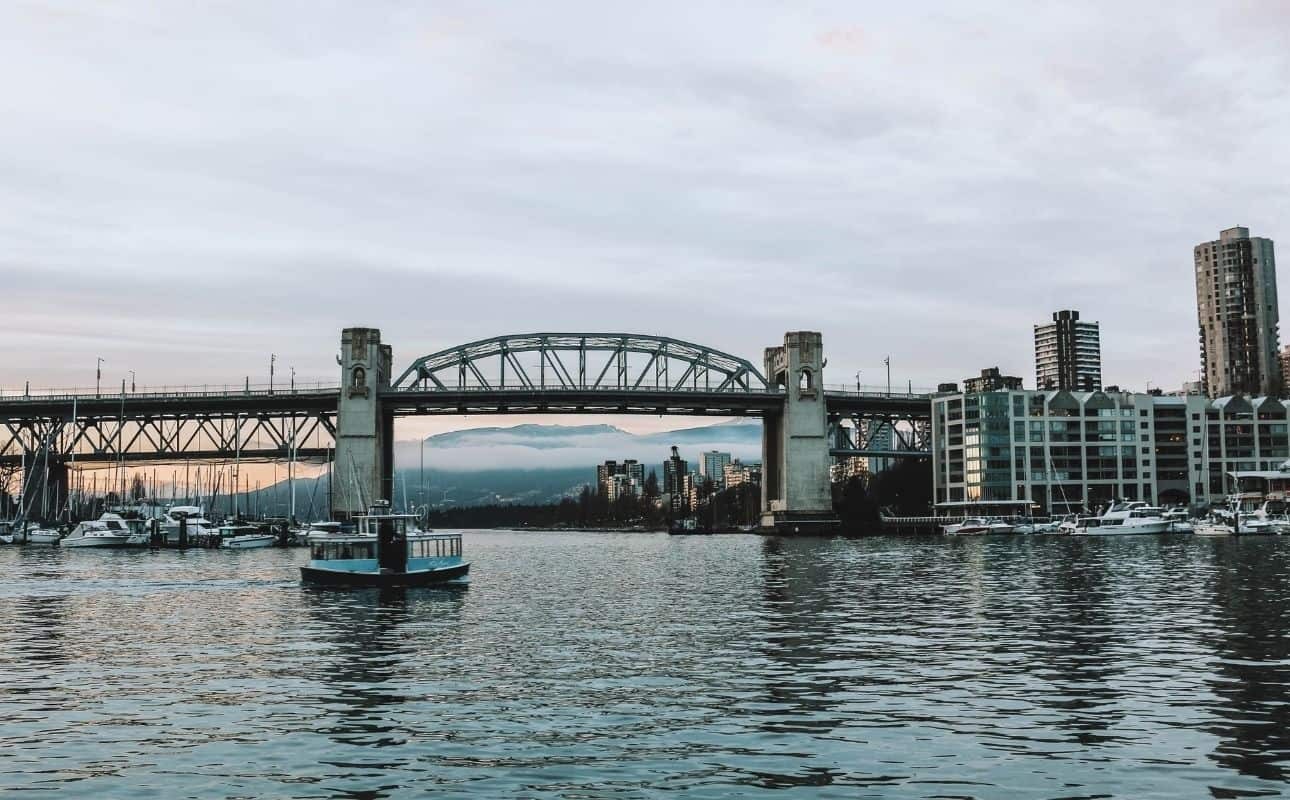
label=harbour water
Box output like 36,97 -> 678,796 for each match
4,532 -> 1290,798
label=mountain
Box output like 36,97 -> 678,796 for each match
392,420 -> 762,472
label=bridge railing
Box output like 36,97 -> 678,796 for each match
0,382 -> 341,402
384,383 -> 785,394
823,384 -> 936,400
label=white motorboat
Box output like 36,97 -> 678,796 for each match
1072,501 -> 1172,536
219,523 -> 277,549
303,521 -> 351,544
944,517 -> 990,535
161,506 -> 215,544
27,528 -> 63,544
63,515 -> 133,548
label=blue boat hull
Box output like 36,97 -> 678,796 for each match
300,561 -> 470,587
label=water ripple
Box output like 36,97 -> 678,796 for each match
4,533 -> 1290,797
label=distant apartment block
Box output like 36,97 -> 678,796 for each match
663,446 -> 688,514
1035,310 -> 1101,391
722,460 -> 761,489
596,459 -> 643,497
830,456 -> 869,484
1195,226 -> 1280,397
963,367 -> 1024,393
699,451 -> 732,488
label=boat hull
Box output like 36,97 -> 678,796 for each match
62,537 -> 133,548
1073,522 -> 1172,536
221,535 -> 277,549
300,562 -> 470,587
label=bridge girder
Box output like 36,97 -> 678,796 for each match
392,333 -> 772,394
0,410 -> 336,467
828,410 -> 932,463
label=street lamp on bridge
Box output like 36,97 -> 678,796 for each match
96,357 -> 104,398
129,370 -> 135,393
270,353 -> 276,395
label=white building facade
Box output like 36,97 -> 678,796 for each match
932,389 -> 1290,512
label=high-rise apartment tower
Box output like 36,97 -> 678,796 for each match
1034,310 -> 1102,391
1195,226 -> 1280,397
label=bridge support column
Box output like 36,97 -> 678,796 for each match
333,327 -> 393,520
760,332 -> 838,534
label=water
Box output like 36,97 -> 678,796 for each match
3,533 -> 1290,798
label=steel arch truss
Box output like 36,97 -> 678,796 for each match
0,411 -> 336,466
828,412 -> 931,460
393,334 -> 771,394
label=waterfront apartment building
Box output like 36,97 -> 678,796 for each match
1034,310 -> 1101,391
1195,227 -> 1280,397
699,451 -> 732,488
932,388 -> 1290,513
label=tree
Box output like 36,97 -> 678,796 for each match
0,462 -> 19,517
834,476 -> 880,531
644,469 -> 660,499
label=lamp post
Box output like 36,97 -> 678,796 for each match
885,356 -> 891,397
290,366 -> 295,393
96,357 -> 104,398
855,371 -> 861,392
129,370 -> 135,393
270,354 -> 276,395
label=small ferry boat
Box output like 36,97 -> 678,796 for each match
300,502 -> 469,587
669,517 -> 713,535
219,523 -> 277,549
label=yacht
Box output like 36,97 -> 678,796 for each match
161,506 -> 215,544
27,527 -> 63,544
300,501 -> 469,587
1071,501 -> 1172,536
219,523 -> 277,549
944,517 -> 990,535
302,521 -> 349,545
63,515 -> 133,548
944,517 -> 1014,535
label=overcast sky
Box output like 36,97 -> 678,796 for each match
3,2 -> 1288,435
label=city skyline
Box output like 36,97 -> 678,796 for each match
2,3 -> 1288,425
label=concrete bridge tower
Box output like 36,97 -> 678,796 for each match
761,332 -> 838,533
333,327 -> 393,519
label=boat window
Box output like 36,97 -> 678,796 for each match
314,540 -> 376,560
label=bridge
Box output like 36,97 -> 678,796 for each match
0,329 -> 932,532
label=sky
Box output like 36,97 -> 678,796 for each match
3,1 -> 1289,442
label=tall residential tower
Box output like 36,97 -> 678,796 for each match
1195,227 -> 1280,397
1034,310 -> 1102,391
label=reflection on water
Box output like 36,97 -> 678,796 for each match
4,533 -> 1290,797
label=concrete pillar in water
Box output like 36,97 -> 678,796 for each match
760,332 -> 838,533
333,328 -> 394,520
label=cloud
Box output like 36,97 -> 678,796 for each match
1,1 -> 1287,400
